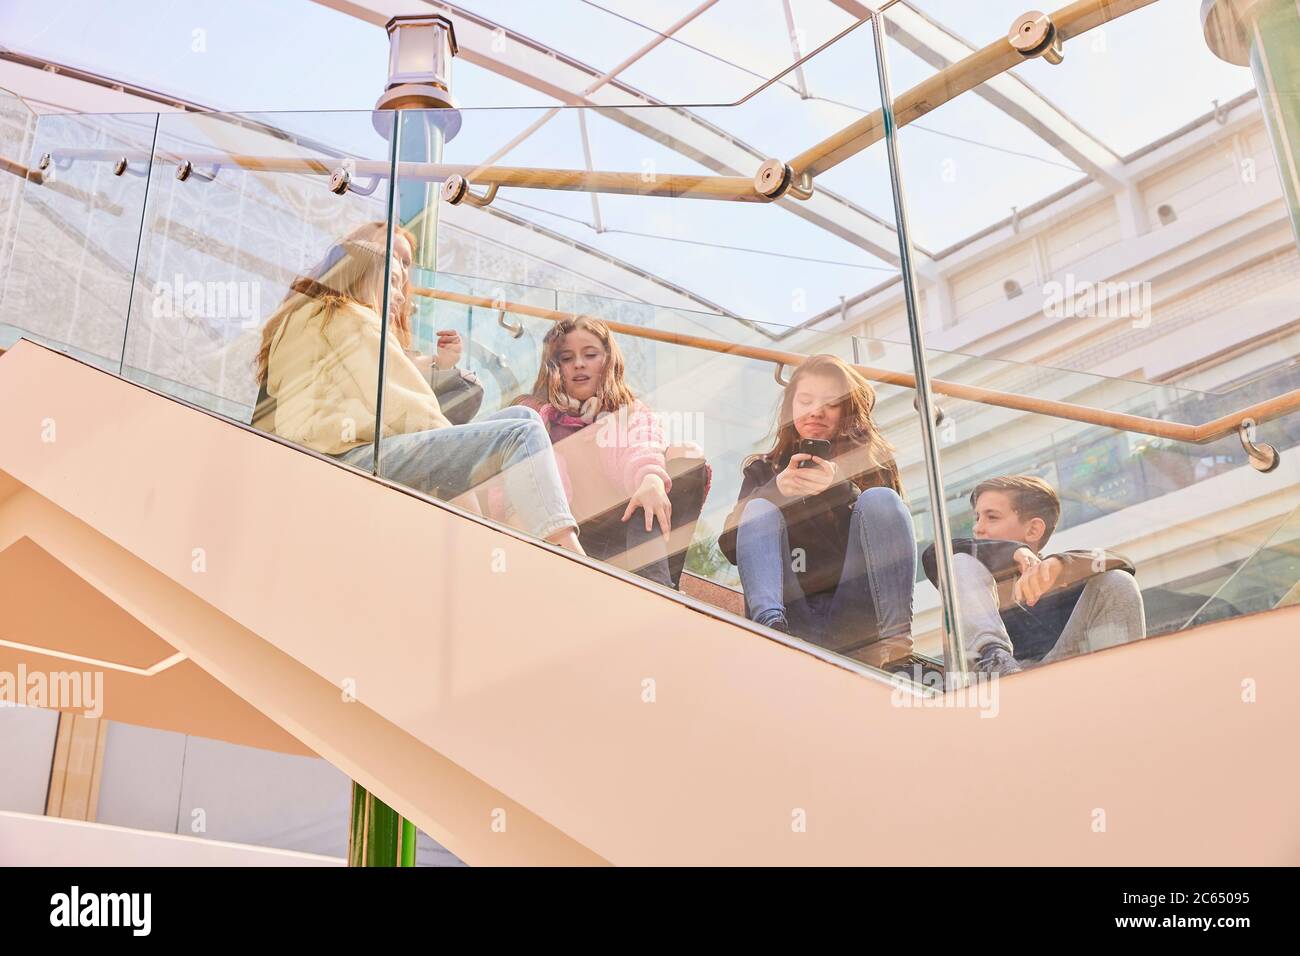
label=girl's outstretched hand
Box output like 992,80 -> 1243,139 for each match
623,473 -> 672,538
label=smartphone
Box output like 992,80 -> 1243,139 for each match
796,438 -> 832,467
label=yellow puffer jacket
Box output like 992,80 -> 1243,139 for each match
265,298 -> 451,455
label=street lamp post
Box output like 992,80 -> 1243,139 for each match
348,14 -> 460,869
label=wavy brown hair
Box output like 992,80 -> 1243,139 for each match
254,220 -> 417,386
514,315 -> 637,413
754,353 -> 902,495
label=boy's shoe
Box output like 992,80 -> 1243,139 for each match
976,646 -> 1023,675
757,615 -> 790,634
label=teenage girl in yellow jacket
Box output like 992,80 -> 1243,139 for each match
253,221 -> 583,554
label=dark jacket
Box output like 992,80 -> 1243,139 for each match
426,366 -> 484,425
719,451 -> 902,598
921,538 -> 1136,661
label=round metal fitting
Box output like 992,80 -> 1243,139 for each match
754,158 -> 794,199
328,167 -> 351,195
1240,418 -> 1281,473
1009,11 -> 1063,64
441,174 -> 469,205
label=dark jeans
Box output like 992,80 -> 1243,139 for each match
577,457 -> 710,589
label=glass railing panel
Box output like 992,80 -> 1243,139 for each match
0,88 -> 37,317
412,268 -> 559,417
855,339 -> 1300,636
12,4 -> 1291,682
876,0 -> 1300,671
0,111 -> 158,369
118,109 -> 397,432
1186,504 -> 1300,627
374,14 -> 960,679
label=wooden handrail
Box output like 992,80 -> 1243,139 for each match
0,156 -> 42,184
4,278 -> 1293,448
415,286 -> 1300,446
2,149 -> 766,203
790,0 -> 1160,178
0,157 -> 126,215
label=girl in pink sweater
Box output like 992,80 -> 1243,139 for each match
510,316 -> 710,589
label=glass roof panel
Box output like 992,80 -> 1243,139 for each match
902,0 -> 1257,157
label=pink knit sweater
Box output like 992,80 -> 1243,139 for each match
522,397 -> 672,501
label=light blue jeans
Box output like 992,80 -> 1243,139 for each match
736,487 -> 916,653
336,406 -> 577,540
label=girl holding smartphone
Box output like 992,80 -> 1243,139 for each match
718,354 -> 916,668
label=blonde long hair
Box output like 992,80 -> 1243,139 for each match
254,220 -> 417,385
756,353 -> 902,495
515,315 -> 637,413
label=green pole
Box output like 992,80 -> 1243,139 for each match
347,110 -> 454,872
1203,0 -> 1300,246
349,782 -> 405,867
401,817 -> 418,867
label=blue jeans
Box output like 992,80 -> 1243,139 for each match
735,487 -> 915,653
336,406 -> 577,540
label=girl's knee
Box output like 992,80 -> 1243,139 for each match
740,496 -> 781,527
499,405 -> 542,424
667,459 -> 709,506
854,485 -> 906,517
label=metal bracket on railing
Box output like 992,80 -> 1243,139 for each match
498,309 -> 524,339
39,153 -> 76,173
325,165 -> 383,196
175,160 -> 220,183
1008,11 -> 1063,65
913,395 -> 946,426
754,159 -> 814,201
442,174 -> 499,207
348,175 -> 384,196
774,362 -> 791,387
1239,417 -> 1280,473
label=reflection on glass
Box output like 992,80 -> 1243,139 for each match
0,89 -> 37,319
122,110 -> 396,421
1187,504 -> 1300,627
0,112 -> 158,368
